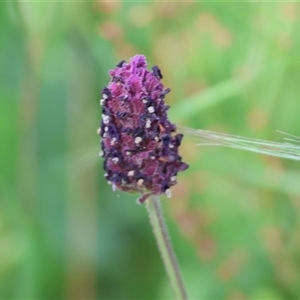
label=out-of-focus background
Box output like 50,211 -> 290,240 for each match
1,2 -> 300,299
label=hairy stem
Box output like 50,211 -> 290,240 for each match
146,195 -> 188,300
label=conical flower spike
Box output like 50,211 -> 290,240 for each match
98,55 -> 188,203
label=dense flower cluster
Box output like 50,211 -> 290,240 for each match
98,55 -> 188,203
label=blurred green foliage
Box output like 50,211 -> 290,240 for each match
1,2 -> 300,299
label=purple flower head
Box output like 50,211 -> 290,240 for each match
98,54 -> 188,203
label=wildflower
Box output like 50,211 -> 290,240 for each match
98,54 -> 188,203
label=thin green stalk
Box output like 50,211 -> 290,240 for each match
146,195 -> 188,300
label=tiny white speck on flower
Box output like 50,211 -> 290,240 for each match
103,133 -> 107,138
137,179 -> 144,186
154,136 -> 159,141
171,176 -> 176,182
169,144 -> 174,148
121,179 -> 127,185
145,119 -> 151,128
150,155 -> 155,160
96,128 -> 101,134
126,151 -> 131,156
102,114 -> 110,124
104,173 -> 108,177
102,94 -> 108,100
142,98 -> 147,103
104,126 -> 108,132
98,151 -> 103,157
147,106 -> 155,113
128,170 -> 134,176
100,99 -> 105,106
107,180 -> 112,185
165,189 -> 172,198
135,136 -> 142,144
112,183 -> 116,192
110,137 -> 117,145
112,157 -> 119,163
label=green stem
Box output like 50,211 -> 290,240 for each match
145,195 -> 188,300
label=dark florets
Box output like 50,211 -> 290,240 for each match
98,54 -> 188,203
